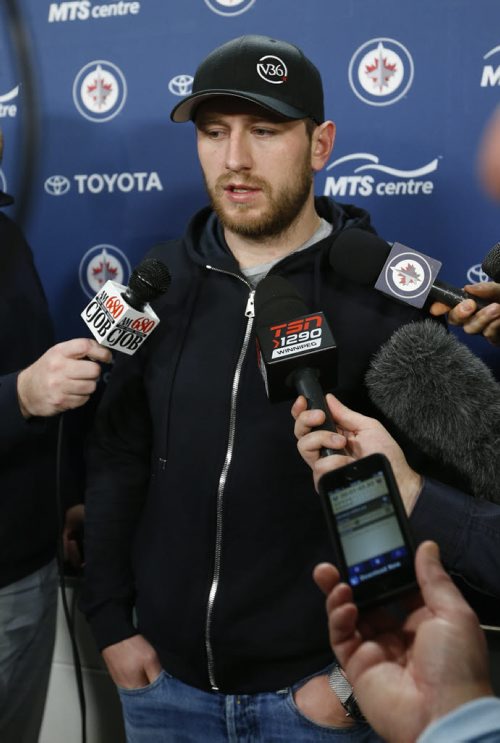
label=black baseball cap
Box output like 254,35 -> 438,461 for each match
170,35 -> 325,124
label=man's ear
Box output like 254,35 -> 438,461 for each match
311,120 -> 336,172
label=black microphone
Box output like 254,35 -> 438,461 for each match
81,257 -> 171,354
123,258 -> 172,310
254,275 -> 340,456
330,228 -> 488,310
365,319 -> 500,504
482,241 -> 500,282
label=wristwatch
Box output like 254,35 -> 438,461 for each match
327,664 -> 366,722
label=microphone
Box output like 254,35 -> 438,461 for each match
482,241 -> 500,282
254,275 -> 340,455
81,258 -> 171,355
365,319 -> 500,504
330,228 -> 488,310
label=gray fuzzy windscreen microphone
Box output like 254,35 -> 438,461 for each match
365,319 -> 500,504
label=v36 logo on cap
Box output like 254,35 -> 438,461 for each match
256,55 -> 287,84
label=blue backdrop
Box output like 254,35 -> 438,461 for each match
1,0 -> 499,371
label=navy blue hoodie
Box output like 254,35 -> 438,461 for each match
81,197 -> 433,693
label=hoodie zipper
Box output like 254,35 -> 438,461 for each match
204,264 -> 255,690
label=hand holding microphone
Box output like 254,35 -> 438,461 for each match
329,228 -> 490,311
292,392 -> 422,511
17,337 -> 112,418
329,228 -> 500,345
19,257 -> 172,418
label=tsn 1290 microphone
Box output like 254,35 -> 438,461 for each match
330,228 -> 489,311
81,258 -> 171,355
254,275 -> 340,456
365,319 -> 500,504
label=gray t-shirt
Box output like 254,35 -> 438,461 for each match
241,218 -> 333,288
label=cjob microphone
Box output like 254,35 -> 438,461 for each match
81,258 -> 171,355
330,228 -> 489,311
365,319 -> 500,504
254,275 -> 340,456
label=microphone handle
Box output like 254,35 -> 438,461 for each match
291,367 -> 342,458
431,280 -> 489,309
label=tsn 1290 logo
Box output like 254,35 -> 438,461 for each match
269,314 -> 323,357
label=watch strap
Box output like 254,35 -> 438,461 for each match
327,664 -> 366,722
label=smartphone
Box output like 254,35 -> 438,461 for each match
318,452 -> 417,609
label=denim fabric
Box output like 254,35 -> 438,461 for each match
118,669 -> 383,743
0,559 -> 58,743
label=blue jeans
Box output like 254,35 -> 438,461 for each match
0,559 -> 58,743
118,668 -> 383,742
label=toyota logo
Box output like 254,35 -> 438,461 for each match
168,75 -> 194,97
44,175 -> 71,196
466,264 -> 491,284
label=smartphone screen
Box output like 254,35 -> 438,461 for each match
319,454 -> 416,608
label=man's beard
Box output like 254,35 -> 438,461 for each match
205,157 -> 313,240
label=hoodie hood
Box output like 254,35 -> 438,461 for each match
182,196 -> 376,271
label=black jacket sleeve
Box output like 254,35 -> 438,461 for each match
79,351 -> 153,650
410,477 -> 500,598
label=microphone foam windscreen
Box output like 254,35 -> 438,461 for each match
254,275 -> 309,326
329,229 -> 390,284
366,319 -> 500,502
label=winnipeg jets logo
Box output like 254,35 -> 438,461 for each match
365,44 -> 397,91
203,0 -> 256,15
390,259 -> 424,290
385,252 -> 432,299
73,60 -> 127,122
79,244 -> 131,298
349,38 -> 414,106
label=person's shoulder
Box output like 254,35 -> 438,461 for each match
0,210 -> 35,271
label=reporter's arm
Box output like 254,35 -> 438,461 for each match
315,541 -> 494,743
411,479 -> 500,598
417,697 -> 500,743
0,371 -> 49,454
293,394 -> 500,597
430,282 -> 500,347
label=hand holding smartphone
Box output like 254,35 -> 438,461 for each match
318,453 -> 417,609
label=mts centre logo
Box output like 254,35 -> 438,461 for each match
323,153 -> 439,198
73,60 -> 127,122
349,38 -> 414,106
481,45 -> 500,87
0,84 -> 19,118
48,1 -> 141,22
203,0 -> 255,16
